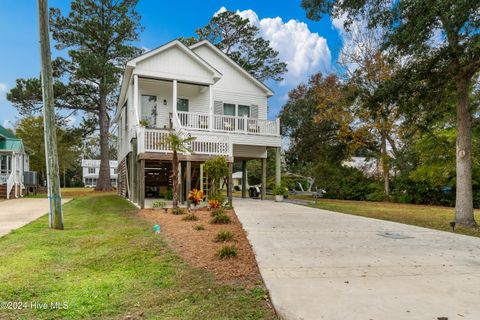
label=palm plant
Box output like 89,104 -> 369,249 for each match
166,132 -> 196,208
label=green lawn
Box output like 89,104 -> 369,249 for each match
0,194 -> 276,320
308,198 -> 480,237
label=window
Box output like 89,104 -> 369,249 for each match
177,98 -> 189,112
123,100 -> 128,130
0,155 -> 11,174
113,168 -> 118,174
141,95 -> 157,127
88,167 -> 95,174
238,105 -> 250,117
223,103 -> 236,116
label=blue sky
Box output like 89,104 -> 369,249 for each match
0,0 -> 344,127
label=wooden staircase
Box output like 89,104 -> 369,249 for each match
0,184 -> 15,199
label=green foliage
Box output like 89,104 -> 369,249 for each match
210,207 -> 225,217
204,157 -> 228,196
172,207 -> 187,215
214,231 -> 234,243
180,10 -> 287,82
182,213 -> 199,221
217,245 -> 238,259
152,201 -> 166,209
210,212 -> 231,224
0,194 -> 277,319
193,224 -> 205,231
164,187 -> 173,200
273,185 -> 288,197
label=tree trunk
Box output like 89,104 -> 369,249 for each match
381,130 -> 390,199
95,84 -> 112,191
172,150 -> 178,208
454,76 -> 476,226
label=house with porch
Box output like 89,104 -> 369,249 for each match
0,125 -> 29,199
81,159 -> 118,188
115,39 -> 282,208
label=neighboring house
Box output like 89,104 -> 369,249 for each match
81,159 -> 118,188
114,40 -> 282,208
232,171 -> 249,190
0,125 -> 30,199
342,157 -> 381,177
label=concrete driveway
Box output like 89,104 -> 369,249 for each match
235,199 -> 480,320
0,198 -> 70,237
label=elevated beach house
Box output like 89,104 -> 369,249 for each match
0,125 -> 29,199
115,40 -> 282,208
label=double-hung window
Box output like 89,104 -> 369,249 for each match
238,105 -> 250,117
88,167 -> 95,174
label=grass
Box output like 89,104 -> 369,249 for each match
214,231 -> 235,243
210,213 -> 231,224
193,224 -> 205,231
0,193 -> 276,319
182,213 -> 199,221
25,187 -> 95,199
308,198 -> 480,237
216,245 -> 238,259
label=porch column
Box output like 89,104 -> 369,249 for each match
131,138 -> 138,204
209,84 -> 213,131
138,158 -> 145,209
241,160 -> 247,198
133,74 -> 139,124
261,157 -> 267,200
227,161 -> 233,206
172,79 -> 177,127
186,161 -> 191,208
275,147 -> 281,188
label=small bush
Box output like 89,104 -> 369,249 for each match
193,224 -> 205,231
214,230 -> 234,242
164,188 -> 173,200
217,245 -> 238,259
152,200 -> 166,209
210,213 -> 231,224
172,207 -> 187,215
210,207 -> 225,217
208,199 -> 221,209
182,213 -> 199,221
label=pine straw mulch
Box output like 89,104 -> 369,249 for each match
138,207 -> 263,288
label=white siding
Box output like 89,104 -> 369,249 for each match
233,145 -> 267,159
136,46 -> 214,84
192,45 -> 269,120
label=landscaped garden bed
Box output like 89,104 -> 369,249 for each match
138,205 -> 263,287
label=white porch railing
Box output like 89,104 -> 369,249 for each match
138,127 -> 232,156
178,112 -> 209,130
174,111 -> 280,136
212,115 -> 279,136
6,172 -> 14,199
0,173 -> 8,185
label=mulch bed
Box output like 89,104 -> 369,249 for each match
138,207 -> 263,287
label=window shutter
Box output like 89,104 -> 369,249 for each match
251,104 -> 259,118
214,101 -> 223,115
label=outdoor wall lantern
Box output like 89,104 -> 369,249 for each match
163,99 -> 167,105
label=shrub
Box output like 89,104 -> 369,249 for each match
193,224 -> 205,231
210,212 -> 231,224
273,185 -> 288,197
172,207 -> 187,215
210,207 -> 224,217
164,187 -> 173,200
204,157 -> 228,195
188,189 -> 204,206
208,199 -> 221,209
217,245 -> 238,259
182,213 -> 199,221
152,200 -> 166,209
214,230 -> 234,242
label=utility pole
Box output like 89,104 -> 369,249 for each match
38,0 -> 63,229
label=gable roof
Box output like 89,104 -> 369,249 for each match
0,125 -> 18,139
189,40 -> 274,97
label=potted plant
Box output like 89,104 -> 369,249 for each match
273,185 -> 288,202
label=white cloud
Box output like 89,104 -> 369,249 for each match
2,120 -> 13,129
215,7 -> 332,85
0,83 -> 7,101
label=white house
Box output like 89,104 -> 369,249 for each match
114,40 -> 282,208
0,125 -> 29,199
81,159 -> 118,188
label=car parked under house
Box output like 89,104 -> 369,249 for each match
115,40 -> 282,208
